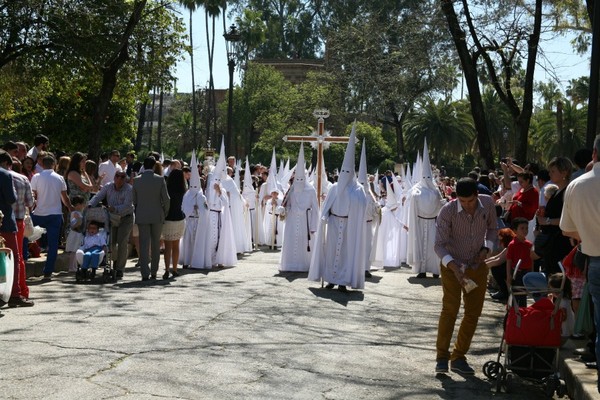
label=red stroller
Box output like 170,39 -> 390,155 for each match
483,260 -> 567,398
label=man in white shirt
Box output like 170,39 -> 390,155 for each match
560,134 -> 600,394
98,150 -> 123,187
31,154 -> 73,278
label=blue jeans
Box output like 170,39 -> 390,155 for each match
31,214 -> 62,274
587,257 -> 600,378
81,245 -> 104,270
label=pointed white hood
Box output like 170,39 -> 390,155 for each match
189,150 -> 201,190
337,122 -> 357,191
242,156 -> 254,195
207,136 -> 226,201
293,143 -> 308,192
420,139 -> 439,191
267,147 -> 282,195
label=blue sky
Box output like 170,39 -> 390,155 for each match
172,8 -> 591,99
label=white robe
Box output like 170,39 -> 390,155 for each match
263,196 -> 285,248
222,176 -> 252,254
180,189 -> 211,269
372,203 -> 403,268
406,183 -> 443,274
241,187 -> 258,249
278,184 -> 319,272
207,187 -> 238,267
364,194 -> 381,271
308,182 -> 367,289
257,183 -> 269,245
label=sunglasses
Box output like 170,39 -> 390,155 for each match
115,174 -> 127,179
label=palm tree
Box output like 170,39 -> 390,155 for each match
203,0 -> 226,152
179,0 -> 204,151
531,99 -> 586,163
404,97 -> 475,165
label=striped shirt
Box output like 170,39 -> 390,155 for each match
9,170 -> 34,219
88,182 -> 134,216
434,194 -> 497,269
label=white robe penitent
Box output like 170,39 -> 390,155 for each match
406,184 -> 443,275
263,196 -> 285,248
180,188 -> 211,269
207,187 -> 238,267
278,184 -> 319,272
222,177 -> 252,254
308,182 -> 367,289
364,193 -> 381,271
372,202 -> 403,268
242,185 -> 258,248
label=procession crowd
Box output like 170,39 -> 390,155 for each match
1,131 -> 600,391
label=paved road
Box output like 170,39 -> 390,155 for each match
1,249 -> 566,399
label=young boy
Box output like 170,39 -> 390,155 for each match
506,217 -> 534,307
76,220 -> 108,279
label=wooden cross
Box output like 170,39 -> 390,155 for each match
283,109 -> 350,205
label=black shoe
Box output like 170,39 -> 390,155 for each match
580,352 -> 597,363
416,273 -> 426,279
585,361 -> 598,369
325,283 -> 335,289
365,271 -> 372,278
171,271 -> 180,277
432,274 -> 439,279
8,297 -> 35,308
115,270 -> 123,278
491,291 -> 508,301
150,274 -> 157,280
142,276 -> 149,281
43,272 -> 52,278
338,285 -> 348,293
163,271 -> 170,280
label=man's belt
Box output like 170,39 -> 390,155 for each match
330,212 -> 348,218
418,215 -> 437,220
210,209 -> 221,213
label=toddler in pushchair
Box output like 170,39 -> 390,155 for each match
483,260 -> 568,398
75,220 -> 107,282
75,206 -> 114,282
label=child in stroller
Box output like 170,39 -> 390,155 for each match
75,220 -> 108,281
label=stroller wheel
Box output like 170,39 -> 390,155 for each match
504,373 -> 513,393
483,361 -> 504,380
557,380 -> 566,398
543,376 -> 559,398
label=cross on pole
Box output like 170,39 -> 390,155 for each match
283,109 -> 350,206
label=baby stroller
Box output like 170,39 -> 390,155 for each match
483,260 -> 567,398
75,206 -> 115,283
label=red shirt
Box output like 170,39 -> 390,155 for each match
509,186 -> 539,221
506,238 -> 533,271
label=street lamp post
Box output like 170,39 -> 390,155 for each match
224,24 -> 241,158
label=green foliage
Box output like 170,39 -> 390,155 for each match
404,97 -> 475,166
0,0 -> 187,158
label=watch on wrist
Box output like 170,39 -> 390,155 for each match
545,217 -> 551,225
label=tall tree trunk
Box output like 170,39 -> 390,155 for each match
157,88 -> 164,153
88,0 -> 147,162
210,14 -> 218,153
514,0 -> 542,163
205,10 -> 214,149
189,8 -> 198,151
148,86 -> 157,151
440,0 -> 495,170
134,99 -> 148,153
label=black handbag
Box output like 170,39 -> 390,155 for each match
573,244 -> 589,271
